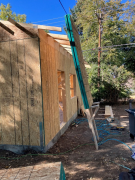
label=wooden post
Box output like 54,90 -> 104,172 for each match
98,13 -> 102,87
90,107 -> 99,140
85,109 -> 98,150
95,12 -> 102,91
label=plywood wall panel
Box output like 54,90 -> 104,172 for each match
0,41 -> 15,145
39,30 -> 60,145
50,44 -> 56,137
17,40 -> 29,146
10,40 -> 22,145
47,44 -> 52,142
39,31 -> 50,145
0,21 -> 44,147
56,40 -> 84,123
40,37 -> 51,145
24,38 -> 42,146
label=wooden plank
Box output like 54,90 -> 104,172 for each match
0,20 -> 62,32
0,20 -> 34,28
8,17 -> 36,38
85,109 -> 98,150
61,45 -> 71,49
105,106 -> 110,115
0,22 -> 14,35
64,48 -> 72,54
93,102 -> 100,105
39,30 -> 50,145
49,39 -> 54,141
48,33 -> 68,40
105,105 -> 114,119
39,29 -> 60,145
38,25 -> 62,32
55,39 -> 70,46
90,107 -> 99,141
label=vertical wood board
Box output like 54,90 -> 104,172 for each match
39,30 -> 60,145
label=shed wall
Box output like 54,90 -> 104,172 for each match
0,24 -> 43,147
39,30 -> 83,145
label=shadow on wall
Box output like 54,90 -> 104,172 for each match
0,37 -> 43,148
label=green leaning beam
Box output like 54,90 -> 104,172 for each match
65,14 -> 89,109
60,163 -> 66,180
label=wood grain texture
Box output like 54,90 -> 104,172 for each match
0,20 -> 84,148
39,30 -> 60,145
55,39 -> 70,46
39,30 -> 83,145
56,39 -> 83,122
48,33 -> 68,40
38,25 -> 62,32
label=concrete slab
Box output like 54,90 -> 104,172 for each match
0,162 -> 66,180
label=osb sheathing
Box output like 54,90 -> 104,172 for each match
0,24 -> 43,146
39,30 -> 83,145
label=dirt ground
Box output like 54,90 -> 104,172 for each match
0,104 -> 135,180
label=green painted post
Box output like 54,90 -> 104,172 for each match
60,163 -> 66,180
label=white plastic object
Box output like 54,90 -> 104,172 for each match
131,144 -> 135,160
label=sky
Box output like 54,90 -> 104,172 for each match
1,0 -> 129,34
2,0 -> 77,34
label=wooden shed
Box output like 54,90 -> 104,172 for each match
0,19 -> 84,153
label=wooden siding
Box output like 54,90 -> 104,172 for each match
39,30 -> 83,145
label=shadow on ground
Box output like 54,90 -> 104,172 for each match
0,104 -> 135,180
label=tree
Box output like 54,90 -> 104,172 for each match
87,64 -> 132,102
0,3 -> 26,22
70,0 -> 135,101
70,0 -> 135,65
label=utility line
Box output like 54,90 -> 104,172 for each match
82,43 -> 135,51
58,0 -> 67,14
45,20 -> 65,25
32,16 -> 64,24
83,46 -> 135,54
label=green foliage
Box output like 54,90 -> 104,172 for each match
87,64 -> 132,102
0,3 -> 26,22
44,30 -> 49,33
70,0 -> 135,102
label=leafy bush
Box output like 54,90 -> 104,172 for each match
87,64 -> 132,102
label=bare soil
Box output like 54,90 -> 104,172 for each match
0,104 -> 135,180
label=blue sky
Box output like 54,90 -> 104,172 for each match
1,0 -> 129,34
2,0 -> 77,34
